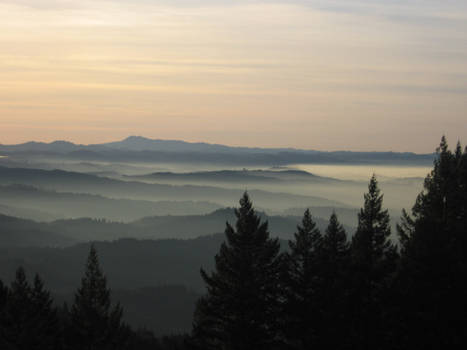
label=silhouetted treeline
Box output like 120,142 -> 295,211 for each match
1,137 -> 466,349
0,247 -> 188,350
192,137 -> 467,349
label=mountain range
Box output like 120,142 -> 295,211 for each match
0,136 -> 434,165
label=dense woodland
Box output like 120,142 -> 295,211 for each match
1,137 -> 466,349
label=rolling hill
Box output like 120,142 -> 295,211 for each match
0,166 -> 347,210
0,208 -> 348,246
0,184 -> 222,221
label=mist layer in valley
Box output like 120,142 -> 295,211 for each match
0,136 -> 430,223
0,136 -> 433,334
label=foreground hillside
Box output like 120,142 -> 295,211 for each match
0,237 -> 222,334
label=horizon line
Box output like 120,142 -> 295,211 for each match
0,135 -> 439,155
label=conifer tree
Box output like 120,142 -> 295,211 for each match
69,245 -> 127,350
0,267 -> 59,349
318,212 -> 350,349
29,274 -> 61,350
349,175 -> 398,349
321,212 -> 349,275
3,267 -> 34,349
192,192 -> 282,350
282,209 -> 323,349
397,137 -> 467,348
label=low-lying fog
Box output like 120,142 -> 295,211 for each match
0,153 -> 429,230
292,164 -> 431,182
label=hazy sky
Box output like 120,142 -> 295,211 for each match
1,0 -> 466,152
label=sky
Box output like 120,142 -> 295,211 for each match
0,0 -> 466,152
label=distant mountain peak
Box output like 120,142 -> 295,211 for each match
123,136 -> 151,141
0,136 -> 435,164
50,140 -> 76,146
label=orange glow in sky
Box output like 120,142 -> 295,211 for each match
1,0 -> 466,152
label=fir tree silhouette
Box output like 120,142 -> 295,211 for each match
1,268 -> 59,350
282,209 -> 322,349
396,137 -> 467,348
349,175 -> 398,350
318,212 -> 350,349
69,245 -> 127,350
192,192 -> 282,350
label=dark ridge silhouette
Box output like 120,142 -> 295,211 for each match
0,208 -> 347,247
0,136 -> 434,166
125,169 -> 342,184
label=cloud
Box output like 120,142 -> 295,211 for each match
4,0 -> 467,28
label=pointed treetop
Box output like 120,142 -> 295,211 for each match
330,210 -> 338,221
195,193 -> 282,350
361,174 -> 385,216
74,244 -> 111,312
83,244 -> 105,281
11,266 -> 30,294
32,274 -> 51,300
301,208 -> 315,232
237,191 -> 254,217
324,212 -> 348,245
233,191 -> 265,235
353,174 -> 396,266
289,209 -> 322,255
439,135 -> 448,153
368,174 -> 379,195
88,244 -> 99,266
33,274 -> 45,292
326,211 -> 341,234
455,141 -> 462,159
70,244 -> 126,348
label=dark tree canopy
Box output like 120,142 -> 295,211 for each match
349,175 -> 398,349
321,212 -> 349,272
0,268 -> 60,350
397,137 -> 467,348
317,212 -> 350,349
192,192 -> 282,350
282,209 -> 322,349
69,245 -> 128,350
351,175 -> 398,279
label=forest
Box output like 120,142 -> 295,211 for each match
0,136 -> 466,349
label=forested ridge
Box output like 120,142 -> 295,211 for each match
1,137 -> 466,349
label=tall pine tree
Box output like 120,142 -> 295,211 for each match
29,275 -> 61,350
2,267 -> 34,349
192,192 -> 282,350
396,137 -> 467,348
349,175 -> 398,350
318,212 -> 350,350
1,268 -> 59,350
282,209 -> 323,349
69,245 -> 127,350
